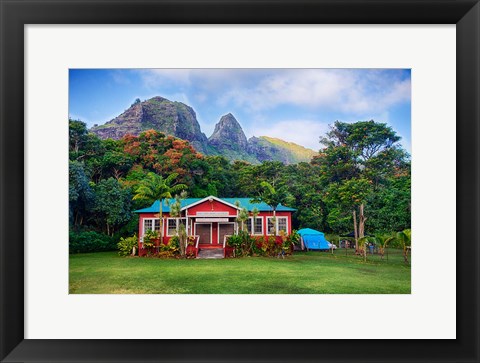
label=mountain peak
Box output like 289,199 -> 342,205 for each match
89,97 -> 316,164
209,113 -> 248,149
90,96 -> 208,153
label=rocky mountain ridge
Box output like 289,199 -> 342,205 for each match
90,96 -> 317,164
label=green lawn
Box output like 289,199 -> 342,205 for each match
69,249 -> 411,294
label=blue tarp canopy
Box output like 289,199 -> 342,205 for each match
297,228 -> 330,250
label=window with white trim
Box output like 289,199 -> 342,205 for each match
253,217 -> 263,235
277,217 -> 287,234
246,218 -> 252,234
167,219 -> 177,236
144,219 -> 152,234
267,216 -> 288,235
143,218 -> 161,236
166,218 -> 186,236
245,217 -> 263,235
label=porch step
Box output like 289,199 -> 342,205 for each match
197,248 -> 224,259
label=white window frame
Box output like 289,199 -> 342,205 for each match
166,217 -> 186,236
266,216 -> 288,235
142,218 -> 161,237
277,216 -> 288,235
166,218 -> 177,236
248,216 -> 264,235
246,217 -> 253,234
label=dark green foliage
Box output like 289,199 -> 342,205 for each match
69,119 -> 89,158
311,120 -> 411,234
69,117 -> 410,250
69,230 -> 116,253
93,178 -> 132,236
226,232 -> 252,257
69,160 -> 94,226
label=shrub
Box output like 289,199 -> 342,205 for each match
143,230 -> 159,249
226,234 -> 242,256
117,234 -> 138,256
187,235 -> 196,246
252,236 -> 268,256
284,230 -> 299,253
69,230 -> 116,253
164,235 -> 180,255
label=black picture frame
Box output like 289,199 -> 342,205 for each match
1,1 -> 479,362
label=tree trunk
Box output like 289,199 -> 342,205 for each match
353,210 -> 358,252
359,203 -> 366,239
159,200 -> 163,245
273,209 -> 277,236
357,203 -> 367,258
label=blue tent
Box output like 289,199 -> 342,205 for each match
297,228 -> 330,250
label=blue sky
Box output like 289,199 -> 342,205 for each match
69,69 -> 411,152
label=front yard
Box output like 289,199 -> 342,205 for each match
69,249 -> 411,294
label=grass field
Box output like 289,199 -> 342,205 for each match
69,248 -> 410,294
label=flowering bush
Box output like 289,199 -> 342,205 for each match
143,230 -> 159,249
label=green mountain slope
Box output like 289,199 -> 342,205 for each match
258,136 -> 318,163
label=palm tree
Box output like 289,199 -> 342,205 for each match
133,172 -> 187,245
396,229 -> 411,263
169,190 -> 188,257
372,234 -> 395,260
358,236 -> 370,262
251,181 -> 292,236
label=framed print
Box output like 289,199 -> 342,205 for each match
1,0 -> 479,362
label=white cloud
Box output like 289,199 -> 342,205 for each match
110,70 -> 131,85
219,69 -> 410,115
138,69 -> 254,89
139,69 -> 192,87
137,69 -> 410,117
246,119 -> 330,150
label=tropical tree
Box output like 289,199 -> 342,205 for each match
69,119 -> 89,156
92,177 -> 132,236
312,120 -> 410,234
358,236 -> 370,262
169,190 -> 188,257
371,234 -> 395,260
396,229 -> 412,263
69,160 -> 94,227
132,172 -> 187,244
251,181 -> 292,236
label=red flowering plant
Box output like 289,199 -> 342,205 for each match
187,235 -> 196,246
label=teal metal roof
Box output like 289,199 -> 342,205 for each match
221,198 -> 296,212
134,197 -> 296,213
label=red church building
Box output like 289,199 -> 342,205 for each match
134,196 -> 295,257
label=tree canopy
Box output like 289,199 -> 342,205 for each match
69,119 -> 410,250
